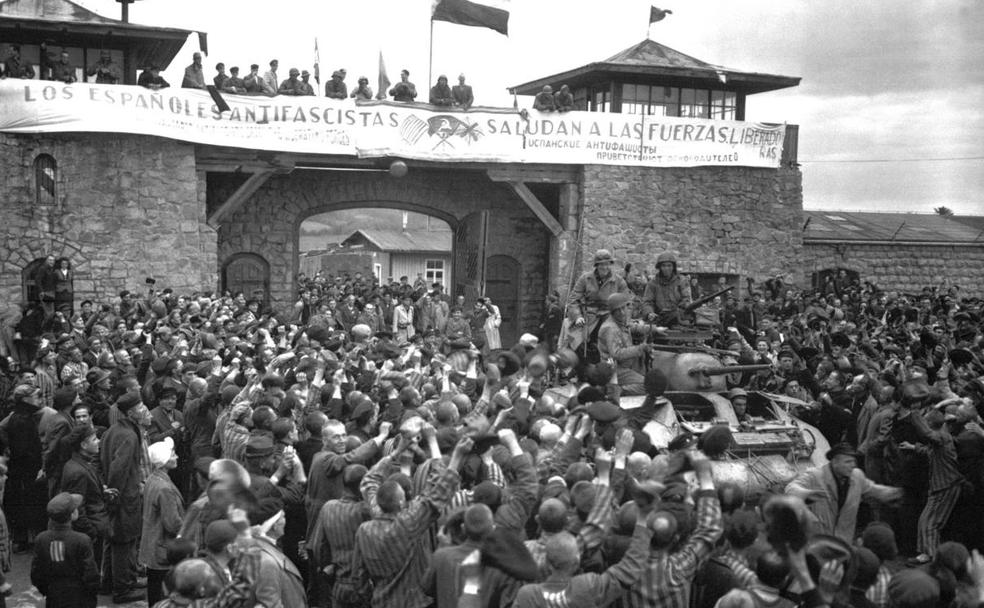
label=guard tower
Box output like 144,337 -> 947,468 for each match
511,39 -> 799,120
0,0 -> 199,84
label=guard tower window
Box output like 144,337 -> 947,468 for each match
34,154 -> 57,206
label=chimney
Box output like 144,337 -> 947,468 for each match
401,211 -> 408,232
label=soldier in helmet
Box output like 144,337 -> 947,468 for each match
599,292 -> 652,398
565,249 -> 629,354
642,252 -> 692,327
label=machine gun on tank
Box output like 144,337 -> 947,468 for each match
683,285 -> 734,314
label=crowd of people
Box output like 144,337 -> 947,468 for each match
0,248 -> 982,608
1,45 -> 482,108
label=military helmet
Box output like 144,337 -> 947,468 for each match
607,292 -> 633,311
656,252 -> 677,266
593,249 -> 615,266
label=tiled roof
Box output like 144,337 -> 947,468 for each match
342,229 -> 452,253
803,211 -> 984,244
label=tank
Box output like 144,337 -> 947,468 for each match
544,346 -> 830,493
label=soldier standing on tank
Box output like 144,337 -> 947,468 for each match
565,249 -> 629,355
642,252 -> 692,327
598,292 -> 652,398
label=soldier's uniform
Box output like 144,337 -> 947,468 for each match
598,292 -> 648,396
566,249 -> 629,353
642,252 -> 692,327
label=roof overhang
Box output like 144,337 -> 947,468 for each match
0,14 -> 196,70
511,62 -> 800,96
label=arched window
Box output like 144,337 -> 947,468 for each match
34,154 -> 57,206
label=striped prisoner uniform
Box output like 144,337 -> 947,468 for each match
624,490 -> 723,608
910,411 -> 963,556
352,456 -> 460,608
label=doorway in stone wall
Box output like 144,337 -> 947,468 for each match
222,253 -> 271,307
485,254 -> 521,346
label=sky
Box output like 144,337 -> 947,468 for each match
75,0 -> 984,215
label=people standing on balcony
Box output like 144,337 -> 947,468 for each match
299,70 -> 315,96
223,66 -> 246,94
389,69 -> 417,102
86,50 -> 121,85
49,51 -> 76,84
137,65 -> 170,90
2,44 -> 35,79
244,63 -> 274,95
262,59 -> 279,94
278,68 -> 305,96
554,84 -> 575,112
350,76 -> 374,100
212,62 -> 228,89
180,52 -> 205,89
452,74 -> 474,109
325,69 -> 348,99
533,85 -> 556,111
429,75 -> 454,106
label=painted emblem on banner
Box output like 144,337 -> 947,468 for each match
399,114 -> 482,149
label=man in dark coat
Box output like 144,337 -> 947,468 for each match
30,492 -> 100,608
1,384 -> 48,551
61,425 -> 110,577
43,386 -> 78,496
99,392 -> 148,603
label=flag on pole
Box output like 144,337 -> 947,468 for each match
431,0 -> 509,35
377,51 -> 391,100
313,38 -> 321,85
649,6 -> 672,23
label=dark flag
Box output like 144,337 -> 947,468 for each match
649,6 -> 672,23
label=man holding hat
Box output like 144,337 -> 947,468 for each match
30,492 -> 100,608
566,249 -> 629,352
599,291 -> 651,397
786,442 -> 901,542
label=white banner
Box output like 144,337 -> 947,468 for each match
0,81 -> 785,167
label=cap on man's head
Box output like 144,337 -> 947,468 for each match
204,520 -> 239,553
245,434 -> 275,458
47,492 -> 83,523
301,70 -> 310,77
250,63 -> 259,70
289,68 -> 300,76
115,390 -> 142,414
148,437 -> 175,467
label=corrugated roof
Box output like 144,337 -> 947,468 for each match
342,229 -> 452,253
803,211 -> 984,243
511,38 -> 799,96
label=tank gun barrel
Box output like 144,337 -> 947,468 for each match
687,364 -> 772,377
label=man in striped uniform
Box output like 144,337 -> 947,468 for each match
903,405 -> 964,564
351,431 -> 472,608
624,449 -> 724,608
512,493 -> 656,608
308,464 -> 371,608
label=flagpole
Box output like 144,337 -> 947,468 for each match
428,19 -> 434,93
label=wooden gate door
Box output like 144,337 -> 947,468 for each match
485,254 -> 521,346
452,211 -> 488,305
222,254 -> 270,306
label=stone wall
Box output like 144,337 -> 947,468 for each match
577,165 -> 804,291
0,133 -> 217,307
805,242 -> 984,296
211,168 -> 550,332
